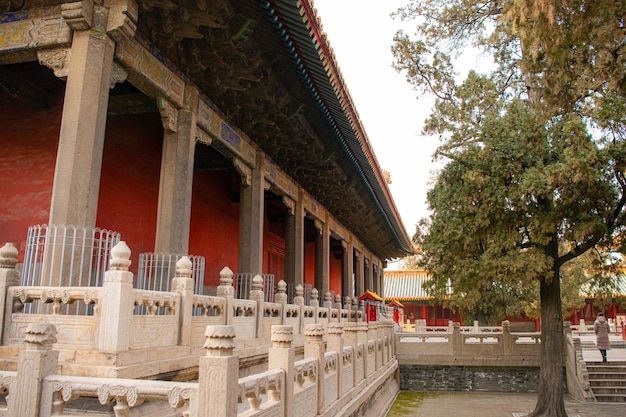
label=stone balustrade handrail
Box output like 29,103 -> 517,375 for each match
132,289 -> 179,315
40,374 -> 197,415
237,368 -> 284,413
0,321 -> 398,417
192,294 -> 226,316
9,286 -> 100,313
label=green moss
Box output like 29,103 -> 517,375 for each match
385,391 -> 440,416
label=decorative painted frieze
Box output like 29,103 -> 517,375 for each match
115,35 -> 184,108
0,9 -> 71,63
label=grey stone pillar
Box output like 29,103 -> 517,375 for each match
314,219 -> 329,295
365,258 -> 374,293
154,88 -> 199,254
341,240 -> 354,298
372,263 -> 380,295
354,249 -> 364,297
285,192 -> 304,288
49,8 -> 116,227
238,153 -> 264,276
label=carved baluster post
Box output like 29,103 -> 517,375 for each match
327,323 -> 344,397
275,280 -> 287,324
310,288 -> 319,324
502,320 -> 512,356
216,267 -> 235,326
304,324 -> 325,415
268,325 -> 294,417
352,297 -> 360,322
343,296 -> 351,322
359,299 -> 366,322
249,274 -> 265,339
197,325 -> 238,417
172,257 -> 194,346
368,322 -> 380,371
344,323 -> 362,386
334,294 -> 342,322
98,241 -> 134,352
378,321 -> 385,366
294,284 -> 305,334
0,243 -> 20,344
8,324 -> 58,417
356,322 -> 369,379
323,291 -> 332,310
452,322 -> 462,357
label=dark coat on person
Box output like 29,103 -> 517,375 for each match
594,315 -> 610,350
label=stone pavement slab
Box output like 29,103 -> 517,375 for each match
385,392 -> 626,417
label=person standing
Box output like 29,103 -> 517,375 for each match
594,313 -> 610,362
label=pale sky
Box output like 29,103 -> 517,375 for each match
312,0 -> 440,241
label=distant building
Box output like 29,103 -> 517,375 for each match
384,269 -> 626,330
383,269 -> 463,326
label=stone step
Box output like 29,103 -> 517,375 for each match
587,371 -> 626,380
593,393 -> 626,402
589,378 -> 626,387
592,386 -> 626,395
585,360 -> 626,402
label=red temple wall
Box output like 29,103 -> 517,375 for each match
0,92 -> 61,259
189,169 -> 241,287
329,255 -> 342,295
96,113 -> 163,271
304,241 -> 315,287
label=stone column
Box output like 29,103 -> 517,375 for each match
197,325 -> 238,417
154,88 -> 199,254
98,241 -> 134,352
365,258 -> 373,293
172,257 -> 194,346
341,240 -> 354,299
285,192 -> 304,288
268,325 -> 294,417
8,324 -> 58,417
304,323 -> 325,414
48,3 -> 119,227
314,219 -> 329,295
0,243 -> 20,345
238,153 -> 264,276
354,249 -> 364,297
327,323 -> 344,397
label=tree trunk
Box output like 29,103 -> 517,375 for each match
528,269 -> 568,417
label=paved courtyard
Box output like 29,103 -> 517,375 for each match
385,391 -> 626,417
387,334 -> 626,416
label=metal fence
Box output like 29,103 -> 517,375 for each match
287,283 -> 312,305
21,224 -> 121,314
234,273 -> 275,302
135,252 -> 205,315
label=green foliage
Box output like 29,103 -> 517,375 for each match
393,2 -> 626,414
394,0 -> 626,322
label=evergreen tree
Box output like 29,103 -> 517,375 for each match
393,1 -> 626,416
